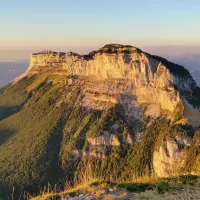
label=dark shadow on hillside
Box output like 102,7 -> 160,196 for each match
32,117 -> 69,195
0,128 -> 16,146
0,105 -> 21,121
185,86 -> 200,108
0,183 -> 12,199
148,54 -> 191,77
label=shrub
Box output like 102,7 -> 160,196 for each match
118,182 -> 154,193
179,175 -> 198,186
155,182 -> 170,194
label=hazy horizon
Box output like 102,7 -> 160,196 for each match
1,45 -> 200,62
0,0 -> 200,86
0,45 -> 200,88
1,0 -> 200,61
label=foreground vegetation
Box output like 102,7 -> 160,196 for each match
30,175 -> 200,200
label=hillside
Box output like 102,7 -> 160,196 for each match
0,44 -> 200,198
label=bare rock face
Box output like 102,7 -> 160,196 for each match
153,137 -> 189,177
22,44 -> 200,126
15,44 -> 200,177
70,150 -> 106,160
123,133 -> 134,145
70,132 -> 120,160
87,131 -> 120,147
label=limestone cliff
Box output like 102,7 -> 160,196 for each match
153,137 -> 188,177
22,44 -> 200,125
10,44 -> 200,178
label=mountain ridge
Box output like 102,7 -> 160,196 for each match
0,44 -> 200,197
24,44 -> 194,78
18,44 -> 200,125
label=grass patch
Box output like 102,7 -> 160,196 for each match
118,175 -> 200,194
155,182 -> 169,194
118,182 -> 155,192
161,175 -> 199,187
33,193 -> 61,200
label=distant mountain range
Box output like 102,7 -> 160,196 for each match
0,60 -> 29,87
170,54 -> 200,86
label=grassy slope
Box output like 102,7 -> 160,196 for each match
0,74 -> 200,198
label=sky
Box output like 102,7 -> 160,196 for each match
0,0 -> 200,61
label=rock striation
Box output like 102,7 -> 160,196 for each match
153,138 -> 187,177
23,44 -> 200,125
9,44 -> 200,179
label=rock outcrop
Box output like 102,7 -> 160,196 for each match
153,138 -> 187,177
21,44 -> 200,126
23,44 -> 200,176
87,131 -> 120,147
6,44 -> 200,182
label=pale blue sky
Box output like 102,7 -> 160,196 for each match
0,0 -> 200,61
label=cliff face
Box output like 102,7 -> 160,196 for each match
1,44 -> 200,197
153,138 -> 188,177
23,45 -> 200,177
24,44 -> 199,124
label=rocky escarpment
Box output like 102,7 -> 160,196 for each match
153,137 -> 188,177
1,44 -> 200,198
22,44 -> 200,125
18,44 -> 200,177
19,44 -> 200,177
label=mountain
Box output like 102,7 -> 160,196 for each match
170,54 -> 200,86
0,60 -> 28,87
0,44 -> 200,197
191,71 -> 200,87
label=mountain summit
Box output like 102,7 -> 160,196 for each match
0,44 -> 200,196
21,44 -> 200,125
